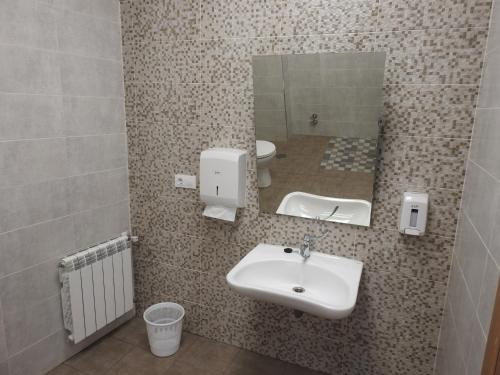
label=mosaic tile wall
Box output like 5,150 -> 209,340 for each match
120,0 -> 492,374
435,1 -> 500,373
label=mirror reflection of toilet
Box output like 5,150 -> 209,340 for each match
256,140 -> 276,188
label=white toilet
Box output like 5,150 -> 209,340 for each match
256,140 -> 276,188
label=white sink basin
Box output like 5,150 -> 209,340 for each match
276,191 -> 372,226
226,243 -> 363,319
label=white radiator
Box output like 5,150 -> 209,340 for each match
59,234 -> 134,343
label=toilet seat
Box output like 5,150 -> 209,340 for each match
256,140 -> 276,159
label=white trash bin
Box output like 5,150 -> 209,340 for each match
143,302 -> 185,357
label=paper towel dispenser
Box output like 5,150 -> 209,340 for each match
200,148 -> 247,222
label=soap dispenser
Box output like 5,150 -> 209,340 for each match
399,192 -> 429,236
200,148 -> 247,222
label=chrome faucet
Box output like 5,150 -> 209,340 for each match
299,230 -> 329,259
299,206 -> 338,259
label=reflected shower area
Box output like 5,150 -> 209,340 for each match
253,52 -> 385,218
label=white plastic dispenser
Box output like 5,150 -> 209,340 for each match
200,148 -> 247,222
399,192 -> 429,236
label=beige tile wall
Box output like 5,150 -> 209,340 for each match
435,0 -> 500,373
0,1 -> 130,374
121,0 -> 493,374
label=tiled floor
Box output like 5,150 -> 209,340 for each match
259,135 -> 375,214
47,318 -> 326,375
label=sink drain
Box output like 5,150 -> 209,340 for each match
293,286 -> 305,293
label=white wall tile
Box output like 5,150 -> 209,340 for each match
72,200 -> 130,249
478,253 -> 500,334
66,134 -> 128,175
0,216 -> 75,278
63,97 -> 125,136
0,259 -> 61,316
60,54 -> 124,97
46,0 -> 120,22
470,108 -> 500,180
0,0 -> 128,370
478,48 -> 500,108
465,315 -> 487,374
0,301 -> 7,365
0,46 -> 61,95
0,179 -> 70,234
0,94 -> 64,141
56,9 -> 122,61
3,295 -> 63,356
67,168 -> 129,212
455,215 -> 488,306
0,139 -> 68,189
0,5 -> 58,49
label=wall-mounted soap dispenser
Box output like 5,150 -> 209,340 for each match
399,192 -> 429,236
200,148 -> 247,222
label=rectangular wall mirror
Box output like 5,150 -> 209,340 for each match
253,51 -> 386,227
